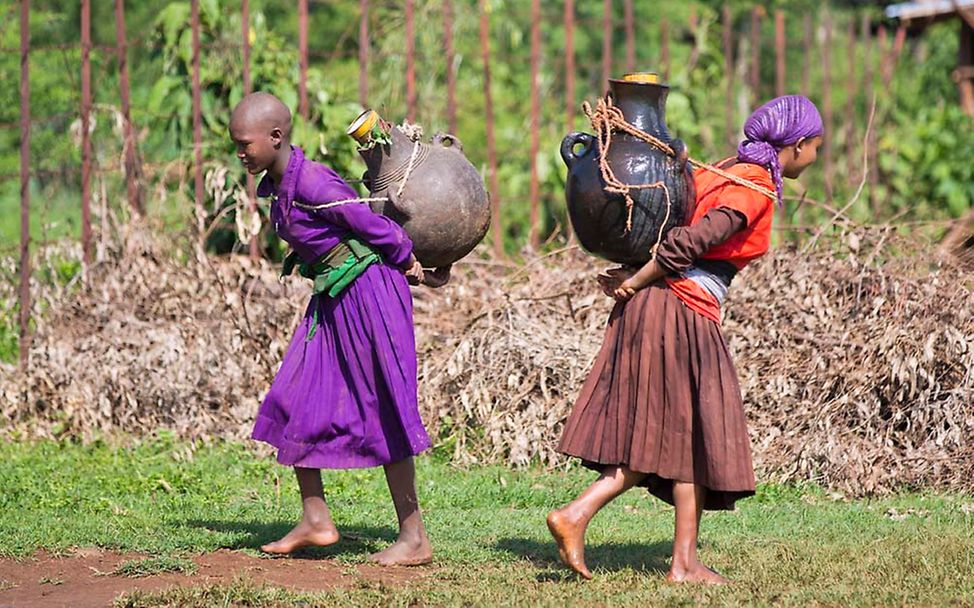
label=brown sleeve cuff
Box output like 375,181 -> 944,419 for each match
655,207 -> 748,274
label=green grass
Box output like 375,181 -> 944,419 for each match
112,555 -> 198,578
0,437 -> 972,606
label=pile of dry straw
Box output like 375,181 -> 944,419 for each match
2,227 -> 972,496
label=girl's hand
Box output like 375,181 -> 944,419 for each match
404,261 -> 425,286
596,266 -> 635,299
613,278 -> 638,302
402,255 -> 425,286
599,262 -> 662,302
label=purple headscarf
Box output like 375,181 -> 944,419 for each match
737,95 -> 823,205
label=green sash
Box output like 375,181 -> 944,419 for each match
281,237 -> 381,341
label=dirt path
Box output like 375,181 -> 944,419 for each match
0,548 -> 428,608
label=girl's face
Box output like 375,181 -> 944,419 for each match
228,120 -> 284,176
780,135 -> 823,179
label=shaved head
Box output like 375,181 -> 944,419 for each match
230,92 -> 292,139
229,92 -> 294,178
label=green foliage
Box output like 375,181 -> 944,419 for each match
37,254 -> 81,286
0,315 -> 17,364
881,104 -> 974,219
876,23 -> 974,221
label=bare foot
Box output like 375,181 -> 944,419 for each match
666,561 -> 728,585
368,536 -> 433,566
260,519 -> 340,555
546,508 -> 593,580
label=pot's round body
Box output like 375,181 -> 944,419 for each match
360,128 -> 490,268
562,80 -> 695,266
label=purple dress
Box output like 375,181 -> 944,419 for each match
251,146 -> 431,469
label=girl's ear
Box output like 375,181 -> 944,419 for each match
794,137 -> 806,156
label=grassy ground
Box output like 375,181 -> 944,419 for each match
0,437 -> 972,607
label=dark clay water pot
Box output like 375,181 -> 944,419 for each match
561,79 -> 695,265
355,125 -> 490,269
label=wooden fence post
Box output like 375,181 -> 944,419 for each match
959,20 -> 974,117
565,0 -> 575,132
802,12 -> 812,96
822,10 -> 833,201
863,16 -> 879,211
723,5 -> 734,149
661,17 -> 670,81
775,9 -> 785,97
602,0 -> 612,90
878,24 -> 890,89
529,0 -> 541,249
688,7 -> 699,70
359,0 -> 368,106
882,25 -> 906,89
242,0 -> 258,259
893,25 -> 907,60
624,0 -> 635,73
406,0 -> 416,122
81,0 -> 92,265
115,0 -> 144,216
861,13 -> 873,98
298,0 -> 308,120
845,14 -> 858,185
479,0 -> 502,257
565,0 -> 577,245
750,6 -> 761,105
191,0 -> 204,249
443,0 -> 457,134
19,0 -> 31,368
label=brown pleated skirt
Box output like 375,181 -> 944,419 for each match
558,281 -> 755,510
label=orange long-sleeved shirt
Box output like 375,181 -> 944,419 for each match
664,161 -> 776,323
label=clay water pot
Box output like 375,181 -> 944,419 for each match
561,76 -> 695,265
348,111 -> 490,268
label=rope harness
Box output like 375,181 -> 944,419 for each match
288,101 -> 778,263
581,97 -> 778,259
583,97 -> 778,201
292,139 -> 423,213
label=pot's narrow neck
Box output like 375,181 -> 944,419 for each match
359,128 -> 415,176
608,81 -> 670,139
358,146 -> 385,174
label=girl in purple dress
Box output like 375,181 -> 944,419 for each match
229,92 -> 443,566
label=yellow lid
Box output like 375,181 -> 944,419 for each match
622,72 -> 660,84
346,109 -> 380,144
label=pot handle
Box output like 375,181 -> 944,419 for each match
670,138 -> 689,172
433,132 -> 463,152
560,132 -> 595,168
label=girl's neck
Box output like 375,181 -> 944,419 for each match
267,144 -> 293,184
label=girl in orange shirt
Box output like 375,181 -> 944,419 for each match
549,95 -> 824,584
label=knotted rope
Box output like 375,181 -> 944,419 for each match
583,99 -> 674,259
293,138 -> 423,213
583,97 -> 778,201
581,97 -> 777,260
